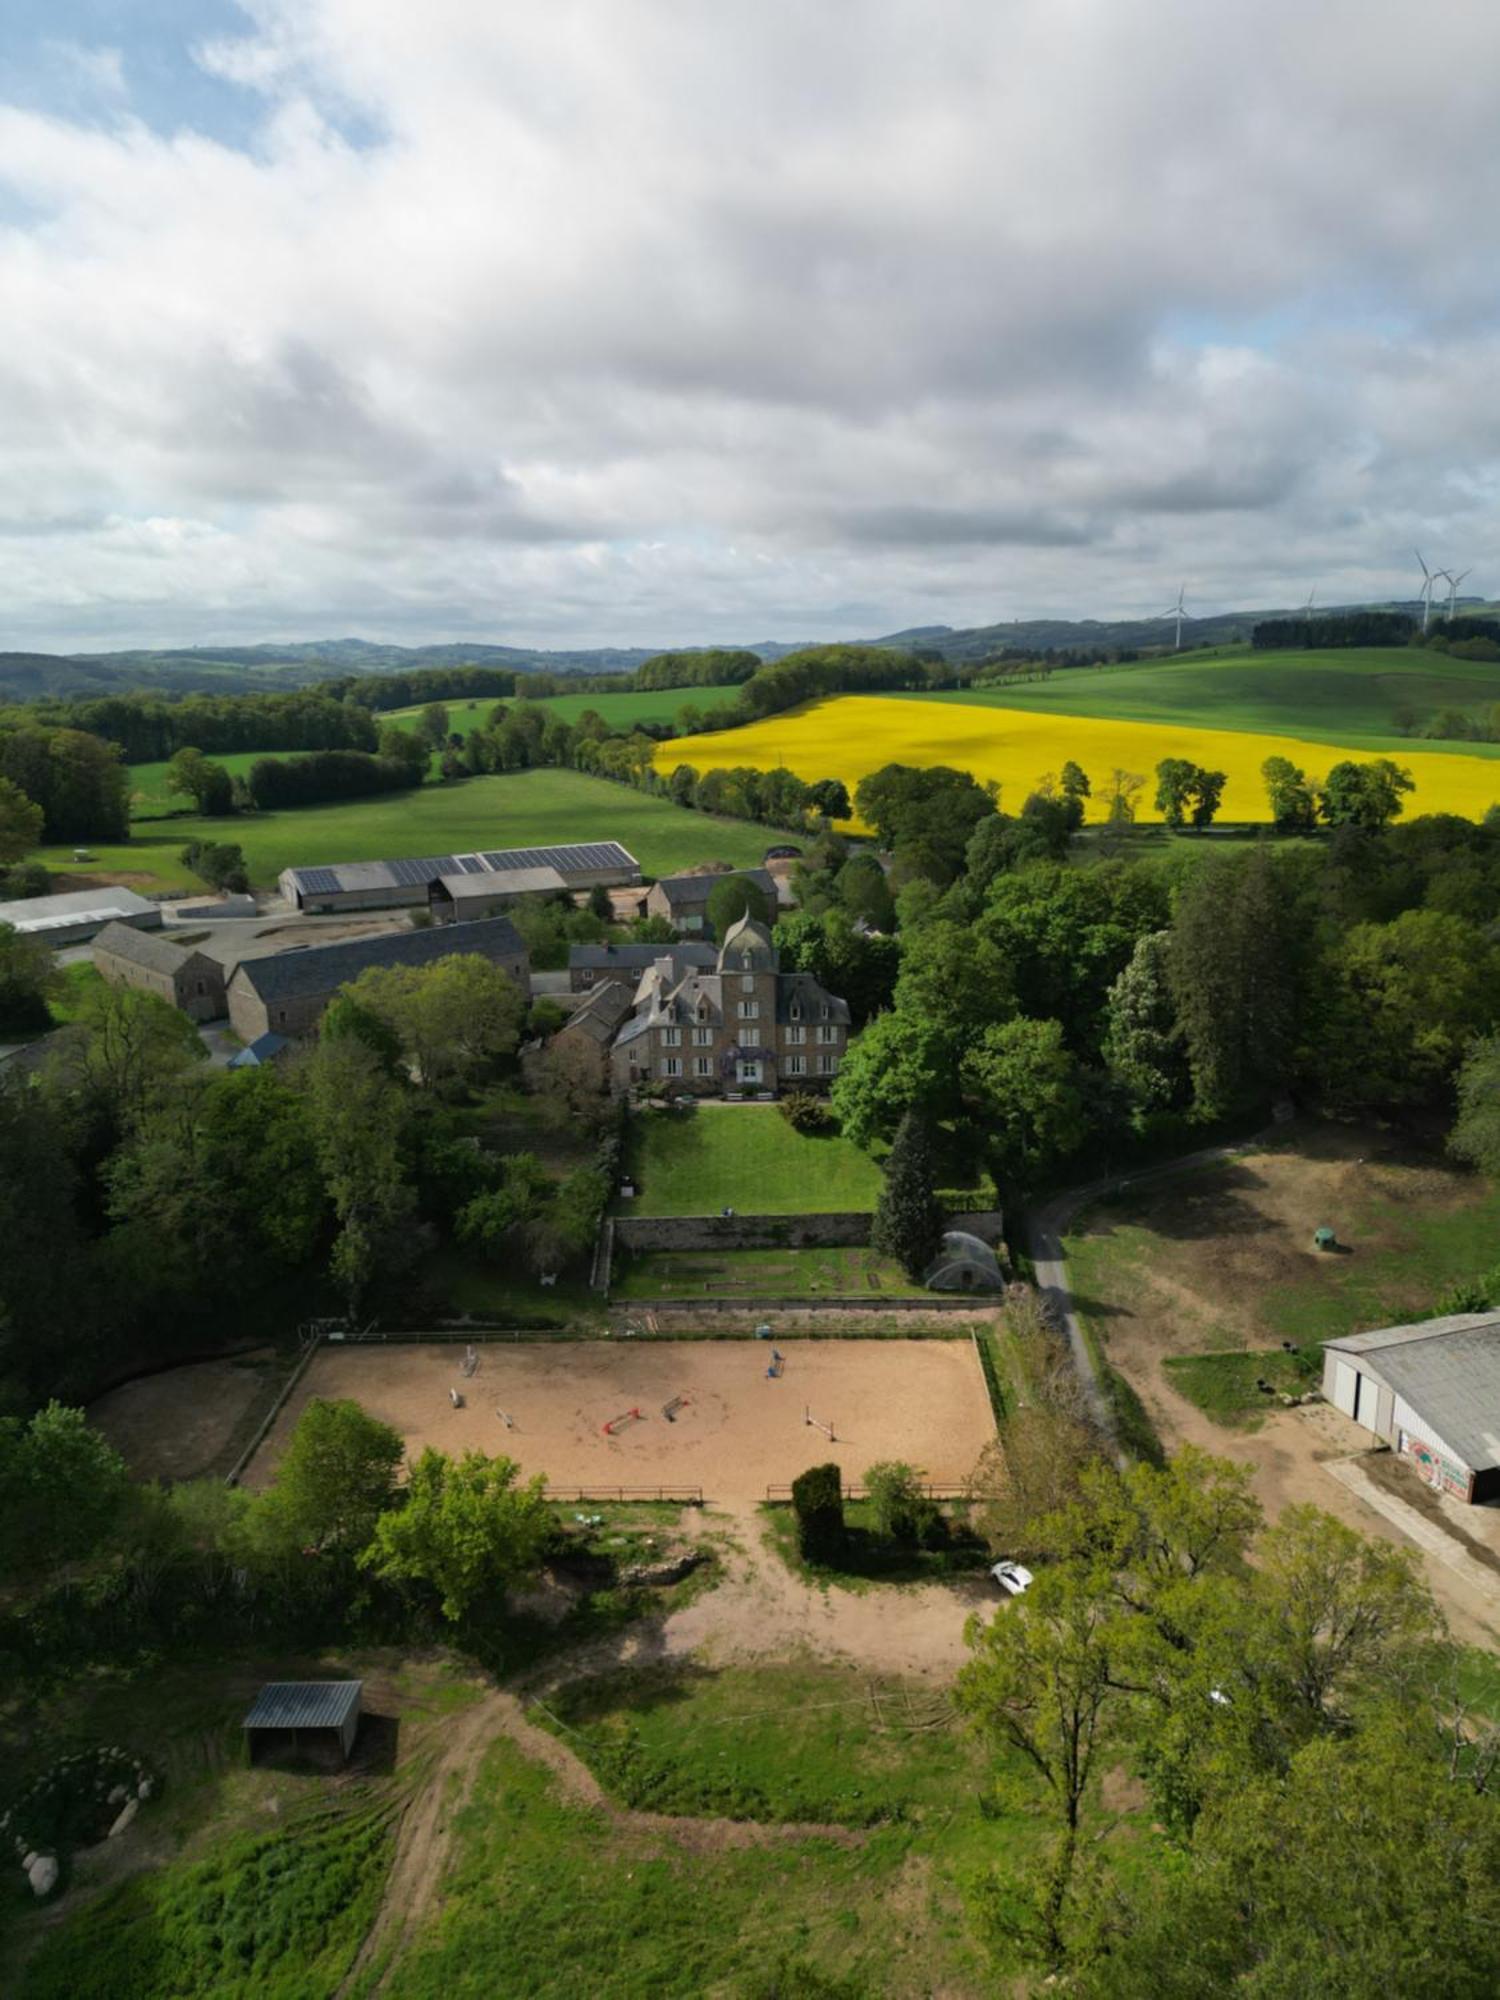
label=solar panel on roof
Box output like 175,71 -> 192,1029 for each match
297,867 -> 342,894
456,853 -> 488,874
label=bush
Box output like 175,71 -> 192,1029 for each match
778,1091 -> 832,1134
179,839 -> 249,893
0,860 -> 51,900
863,1459 -> 946,1548
790,1461 -> 845,1563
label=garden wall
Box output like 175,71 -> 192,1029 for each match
593,1206 -> 1005,1293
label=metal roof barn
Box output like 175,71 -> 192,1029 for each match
1322,1310 -> 1500,1503
280,841 -> 640,912
0,885 -> 162,947
243,1680 -> 363,1765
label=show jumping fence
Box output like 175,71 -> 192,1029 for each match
762,1481 -> 971,1503
548,1486 -> 705,1504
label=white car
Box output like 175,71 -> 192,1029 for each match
990,1560 -> 1033,1597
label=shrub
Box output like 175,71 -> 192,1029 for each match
179,839 -> 249,893
778,1091 -> 832,1134
863,1459 -> 945,1547
790,1461 -> 845,1563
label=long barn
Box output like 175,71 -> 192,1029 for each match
279,841 -> 640,914
1322,1310 -> 1500,1503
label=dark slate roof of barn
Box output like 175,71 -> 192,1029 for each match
652,869 -> 775,910
569,942 -> 717,973
243,1681 -> 362,1731
92,920 -> 203,976
230,915 -> 525,1001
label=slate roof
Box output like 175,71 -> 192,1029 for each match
93,920 -> 205,976
652,869 -> 775,910
570,942 -> 717,974
243,1681 -> 362,1732
560,980 -> 637,1045
1326,1311 -> 1500,1471
230,915 -> 526,1001
227,1032 -> 290,1069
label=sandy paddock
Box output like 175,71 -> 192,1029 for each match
247,1338 -> 996,1500
90,1351 -> 279,1482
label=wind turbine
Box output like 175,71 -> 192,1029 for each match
1302,588 -> 1317,616
1439,567 -> 1471,620
1162,585 -> 1188,652
1415,551 -> 1437,634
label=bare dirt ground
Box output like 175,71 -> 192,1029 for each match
89,1350 -> 279,1481
247,1338 -> 996,1502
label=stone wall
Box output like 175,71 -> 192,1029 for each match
613,1211 -> 872,1253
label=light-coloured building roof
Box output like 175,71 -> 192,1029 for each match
0,886 -> 158,935
1326,1311 -> 1500,1473
435,865 -> 567,899
286,842 -> 638,900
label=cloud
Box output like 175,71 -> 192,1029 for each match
0,0 -> 1498,648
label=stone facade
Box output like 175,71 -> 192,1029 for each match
607,914 -> 849,1097
92,922 -> 227,1022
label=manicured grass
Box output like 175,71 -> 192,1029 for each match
39,767 -> 772,893
611,1244 -> 924,1298
668,690 -> 1500,831
626,1104 -> 884,1216
1163,1348 -> 1320,1429
897,646 -> 1500,756
125,749 -> 269,819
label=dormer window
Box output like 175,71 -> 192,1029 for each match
790,1001 -> 801,1022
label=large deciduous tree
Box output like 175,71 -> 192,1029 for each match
299,1036 -> 417,1309
0,776 -> 44,864
1450,1033 -> 1500,1176
360,1448 -> 551,1623
705,871 -> 772,939
961,1016 -> 1088,1192
1101,930 -> 1185,1112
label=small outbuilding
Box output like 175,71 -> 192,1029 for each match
243,1680 -> 363,1766
924,1230 -> 1005,1293
1322,1310 -> 1500,1503
226,1031 -> 291,1070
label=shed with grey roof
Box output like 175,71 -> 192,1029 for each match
0,885 -> 162,948
1322,1310 -> 1500,1502
643,869 -> 777,936
280,841 -> 640,914
244,1681 -> 362,1765
226,914 -> 528,1042
93,920 -> 228,1021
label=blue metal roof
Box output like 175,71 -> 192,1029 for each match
243,1681 -> 362,1731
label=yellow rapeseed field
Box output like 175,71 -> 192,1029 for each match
658,696 -> 1500,827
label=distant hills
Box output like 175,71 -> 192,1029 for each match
1,600 -> 1488,704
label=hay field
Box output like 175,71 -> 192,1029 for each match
662,694 -> 1500,826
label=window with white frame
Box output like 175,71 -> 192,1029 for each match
817,1024 -> 838,1044
737,1000 -> 759,1020
819,1052 -> 837,1074
785,1023 -> 806,1044
662,1027 -> 682,1046
663,1057 -> 682,1077
787,1054 -> 806,1076
693,1026 -> 714,1045
741,973 -> 754,993
694,1056 -> 713,1076
581,969 -> 594,984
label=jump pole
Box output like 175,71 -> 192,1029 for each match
804,1404 -> 836,1442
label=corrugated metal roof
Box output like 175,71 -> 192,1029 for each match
243,1681 -> 362,1731
0,886 -> 157,931
1326,1312 -> 1500,1472
233,914 -> 525,1001
287,843 -> 639,900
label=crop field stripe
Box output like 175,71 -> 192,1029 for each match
661,693 -> 1500,826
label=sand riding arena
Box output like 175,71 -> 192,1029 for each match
245,1338 -> 996,1502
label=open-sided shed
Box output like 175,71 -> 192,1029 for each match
243,1681 -> 363,1766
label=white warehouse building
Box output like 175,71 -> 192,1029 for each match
1322,1310 -> 1500,1504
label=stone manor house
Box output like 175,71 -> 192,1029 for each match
593,913 -> 850,1096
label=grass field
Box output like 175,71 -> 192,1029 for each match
39,767 -> 771,894
611,1244 -> 924,1298
1162,1347 -> 1321,1426
665,689 -> 1500,829
626,1104 -> 884,1215
900,646 -> 1500,754
125,749 -> 266,818
380,682 -> 741,737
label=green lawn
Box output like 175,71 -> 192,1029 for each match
626,1104 -> 884,1216
611,1244 -> 924,1298
125,749 -> 269,819
382,682 -> 741,735
40,767 -> 772,893
897,646 -> 1500,757
1163,1348 -> 1321,1429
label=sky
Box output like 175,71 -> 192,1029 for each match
1,1 -> 1499,654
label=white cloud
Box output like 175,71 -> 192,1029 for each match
0,0 -> 1498,648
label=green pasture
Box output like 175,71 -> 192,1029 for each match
900,646 -> 1500,756
611,1244 -> 924,1298
125,749 -> 268,819
381,682 -> 741,736
625,1104 -> 884,1216
1163,1347 -> 1321,1428
40,767 -> 771,894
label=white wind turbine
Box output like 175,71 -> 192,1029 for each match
1302,588 -> 1317,615
1414,550 -> 1438,634
1438,566 -> 1471,619
1162,584 -> 1188,652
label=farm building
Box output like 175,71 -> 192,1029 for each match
924,1230 -> 1005,1293
226,913 -> 529,1041
0,885 -> 161,948
279,841 -> 640,914
643,868 -> 780,935
1322,1311 -> 1500,1502
226,1031 -> 291,1070
243,1681 -> 362,1766
92,921 -> 228,1022
568,940 -> 716,991
429,865 -> 567,923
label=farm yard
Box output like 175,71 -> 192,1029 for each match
245,1338 -> 996,1503
666,688 -> 1500,829
625,1103 -> 884,1216
38,765 -> 772,893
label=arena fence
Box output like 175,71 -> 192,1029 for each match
762,1481 -> 971,1503
548,1486 -> 705,1504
